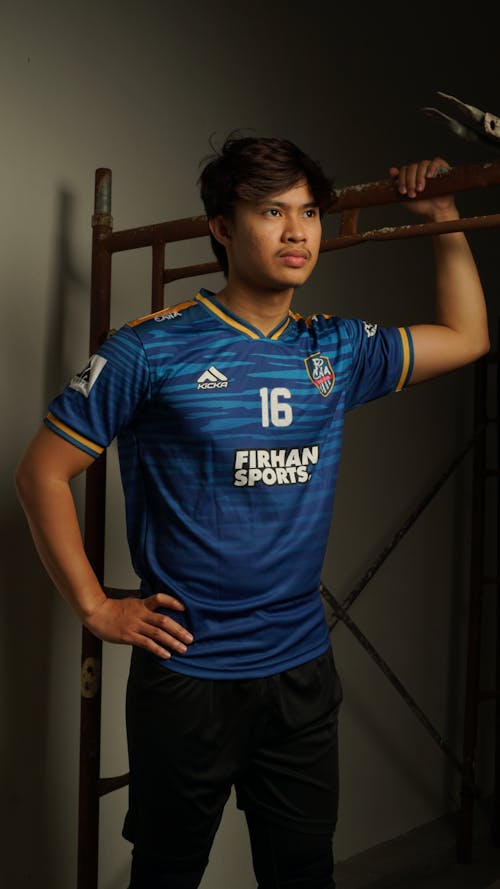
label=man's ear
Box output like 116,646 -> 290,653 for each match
209,215 -> 232,248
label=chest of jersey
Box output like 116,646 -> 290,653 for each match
125,321 -> 348,498
144,334 -> 344,445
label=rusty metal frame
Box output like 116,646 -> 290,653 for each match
77,159 -> 500,888
319,351 -> 495,822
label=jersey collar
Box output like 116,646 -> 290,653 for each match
196,289 -> 291,340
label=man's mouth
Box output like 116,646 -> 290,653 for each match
278,250 -> 310,268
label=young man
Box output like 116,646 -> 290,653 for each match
15,137 -> 489,889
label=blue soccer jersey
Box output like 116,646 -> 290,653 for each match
45,288 -> 413,678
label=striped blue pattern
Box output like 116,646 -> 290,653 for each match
45,289 -> 413,678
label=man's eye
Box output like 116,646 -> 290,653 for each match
304,208 -> 317,218
265,208 -> 281,217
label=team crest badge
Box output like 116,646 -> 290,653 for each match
305,353 -> 335,397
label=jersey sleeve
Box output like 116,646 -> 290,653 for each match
44,324 -> 151,456
342,318 -> 413,410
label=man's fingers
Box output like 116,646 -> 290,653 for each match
145,592 -> 186,611
140,618 -> 192,652
426,156 -> 450,178
84,596 -> 194,660
143,593 -> 194,644
130,631 -> 172,660
144,610 -> 193,645
394,157 -> 451,199
128,611 -> 194,659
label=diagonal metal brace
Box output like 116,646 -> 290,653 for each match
321,582 -> 481,796
329,435 -> 478,628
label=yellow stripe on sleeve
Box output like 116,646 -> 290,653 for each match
46,412 -> 104,455
395,327 -> 411,392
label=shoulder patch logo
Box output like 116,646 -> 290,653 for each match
69,354 -> 107,398
154,311 -> 182,322
305,353 -> 335,397
363,321 -> 378,338
197,366 -> 228,390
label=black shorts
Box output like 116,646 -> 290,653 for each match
123,646 -> 343,875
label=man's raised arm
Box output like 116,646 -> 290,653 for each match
390,157 -> 490,384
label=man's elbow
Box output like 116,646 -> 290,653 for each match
471,329 -> 491,362
14,458 -> 35,509
14,452 -> 47,510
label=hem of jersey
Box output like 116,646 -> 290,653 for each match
155,638 -> 332,680
395,326 -> 414,391
44,413 -> 104,457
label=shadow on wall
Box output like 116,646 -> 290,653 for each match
0,511 -> 54,884
45,187 -> 89,398
1,187 -> 90,887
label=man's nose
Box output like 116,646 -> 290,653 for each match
282,218 -> 306,242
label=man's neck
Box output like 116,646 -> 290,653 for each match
214,283 -> 294,337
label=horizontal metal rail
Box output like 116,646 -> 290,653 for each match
93,158 -> 500,257
91,159 -> 500,290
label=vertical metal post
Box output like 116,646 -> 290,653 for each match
151,241 -> 166,312
458,356 -> 488,862
493,324 -> 500,846
77,169 -> 113,889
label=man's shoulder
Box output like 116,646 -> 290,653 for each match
293,312 -> 382,341
127,297 -> 200,332
289,310 -> 347,339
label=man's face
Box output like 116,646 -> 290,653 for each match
214,181 -> 322,294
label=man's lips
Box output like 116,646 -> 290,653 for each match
278,250 -> 310,268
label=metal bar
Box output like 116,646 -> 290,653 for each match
77,169 -> 113,889
322,583 -> 477,787
151,241 -> 166,313
98,774 -> 130,797
164,260 -> 220,284
458,357 -> 489,863
92,167 -> 112,225
100,159 -> 500,256
162,214 -> 500,285
329,160 -> 500,212
321,213 -> 500,251
109,215 -> 208,252
328,436 -> 476,629
494,327 -> 500,846
339,208 -> 360,237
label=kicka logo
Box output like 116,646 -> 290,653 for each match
305,353 -> 335,397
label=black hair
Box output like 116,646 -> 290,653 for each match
198,134 -> 334,275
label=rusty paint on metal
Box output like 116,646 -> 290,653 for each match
81,657 -> 101,700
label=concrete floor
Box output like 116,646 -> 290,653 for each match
335,805 -> 500,888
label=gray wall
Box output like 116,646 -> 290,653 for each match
1,2 -> 498,887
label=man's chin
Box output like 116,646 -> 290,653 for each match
273,265 -> 315,288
